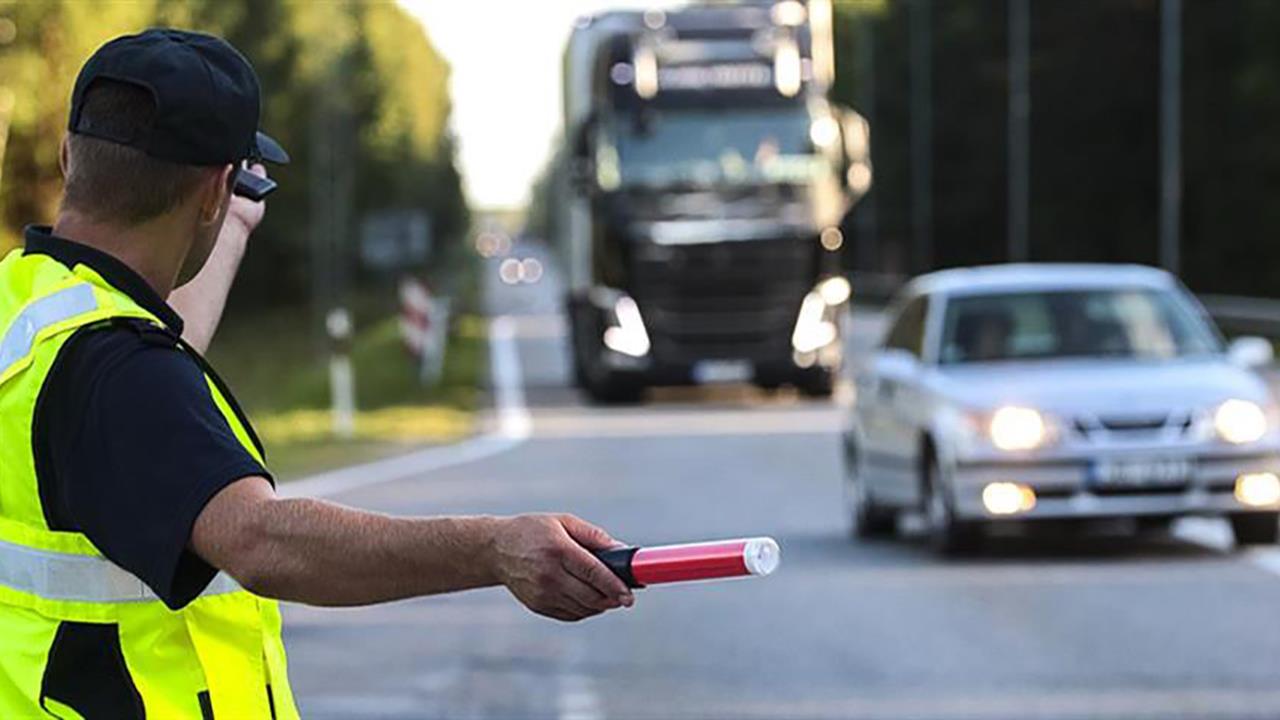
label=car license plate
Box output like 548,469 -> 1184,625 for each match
692,359 -> 753,384
1090,457 -> 1192,489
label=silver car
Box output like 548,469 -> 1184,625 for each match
843,264 -> 1280,553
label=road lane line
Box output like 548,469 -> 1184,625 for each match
530,406 -> 842,439
281,316 -> 530,499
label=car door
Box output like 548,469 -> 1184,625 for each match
858,294 -> 930,504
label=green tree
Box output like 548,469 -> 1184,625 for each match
0,0 -> 469,310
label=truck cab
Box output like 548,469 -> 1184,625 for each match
560,1 -> 870,402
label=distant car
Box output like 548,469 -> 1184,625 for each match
843,264 -> 1280,553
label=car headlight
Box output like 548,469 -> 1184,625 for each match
1215,399 -> 1268,444
989,406 -> 1048,451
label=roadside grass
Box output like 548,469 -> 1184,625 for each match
208,276 -> 487,480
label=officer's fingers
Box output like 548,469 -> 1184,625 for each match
563,543 -> 634,606
559,514 -> 623,551
557,565 -> 620,611
534,599 -> 592,623
243,162 -> 267,178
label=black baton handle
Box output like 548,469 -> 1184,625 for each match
592,546 -> 644,589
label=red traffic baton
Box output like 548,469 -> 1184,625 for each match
593,537 -> 781,588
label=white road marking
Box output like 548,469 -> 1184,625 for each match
281,316 -> 530,499
530,405 -> 842,439
506,312 -> 568,339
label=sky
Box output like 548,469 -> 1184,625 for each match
401,1 -> 677,210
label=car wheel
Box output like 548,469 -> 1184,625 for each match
798,370 -> 835,399
579,347 -> 644,405
845,443 -> 896,539
583,375 -> 644,405
925,455 -> 981,555
1230,512 -> 1280,546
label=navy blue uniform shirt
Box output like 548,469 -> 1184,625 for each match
24,226 -> 270,610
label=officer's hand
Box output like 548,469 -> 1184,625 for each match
490,514 -> 635,622
223,163 -> 268,238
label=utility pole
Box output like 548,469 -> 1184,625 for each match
310,45 -> 357,438
1159,0 -> 1182,275
0,18 -> 16,197
1007,0 -> 1031,262
853,11 -> 877,274
0,88 -> 13,197
908,0 -> 932,273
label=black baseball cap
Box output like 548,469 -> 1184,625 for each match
68,28 -> 288,167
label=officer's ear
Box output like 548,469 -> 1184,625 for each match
58,136 -> 71,178
197,164 -> 236,226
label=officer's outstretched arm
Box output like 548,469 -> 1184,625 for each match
190,476 -> 635,622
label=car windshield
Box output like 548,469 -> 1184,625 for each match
939,288 -> 1222,364
613,108 -> 825,187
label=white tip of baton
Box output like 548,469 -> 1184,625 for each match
743,537 -> 781,577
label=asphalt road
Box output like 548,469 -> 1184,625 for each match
281,242 -> 1280,720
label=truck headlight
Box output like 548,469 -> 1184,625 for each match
792,277 -> 850,354
817,276 -> 851,306
602,295 -> 651,358
1215,399 -> 1267,444
989,406 -> 1048,451
791,292 -> 837,353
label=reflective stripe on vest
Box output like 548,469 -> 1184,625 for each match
0,284 -> 97,376
0,536 -> 241,603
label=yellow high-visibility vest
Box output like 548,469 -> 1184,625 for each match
0,248 -> 297,719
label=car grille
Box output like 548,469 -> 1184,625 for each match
1090,484 -> 1189,496
631,239 -> 814,363
1073,412 -> 1193,441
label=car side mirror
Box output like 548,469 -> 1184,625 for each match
1228,336 -> 1274,369
876,347 -> 920,380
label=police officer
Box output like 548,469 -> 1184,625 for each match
0,29 -> 633,719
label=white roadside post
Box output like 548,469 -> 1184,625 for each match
326,307 -> 356,439
399,277 -> 450,385
421,296 -> 451,385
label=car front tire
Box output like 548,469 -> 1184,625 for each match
925,455 -> 982,555
845,443 -> 896,539
1230,512 -> 1280,546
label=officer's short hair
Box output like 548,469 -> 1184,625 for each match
62,80 -> 217,225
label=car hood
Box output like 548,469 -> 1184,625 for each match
931,357 -> 1274,416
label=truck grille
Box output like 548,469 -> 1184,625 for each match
631,239 -> 813,363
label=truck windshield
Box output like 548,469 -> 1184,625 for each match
939,288 -> 1222,364
613,108 -> 823,187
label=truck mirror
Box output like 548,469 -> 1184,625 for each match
569,158 -> 595,194
835,106 -> 873,196
569,117 -> 597,194
836,106 -> 871,165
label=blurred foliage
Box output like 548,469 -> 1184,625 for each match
830,0 -> 1280,297
0,0 -> 468,310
